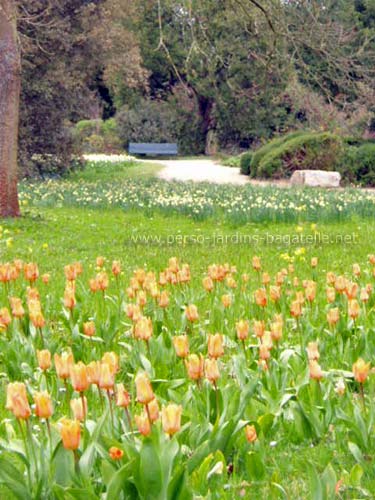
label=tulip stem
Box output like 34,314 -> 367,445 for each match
145,404 -> 152,427
80,392 -> 86,422
26,418 -> 39,478
213,381 -> 220,419
97,385 -> 104,411
360,383 -> 366,412
125,408 -> 134,437
18,420 -> 32,488
107,390 -> 114,429
46,418 -> 53,455
241,340 -> 247,361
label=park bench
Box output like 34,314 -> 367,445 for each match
128,142 -> 178,156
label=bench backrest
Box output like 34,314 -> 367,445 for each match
129,143 -> 178,155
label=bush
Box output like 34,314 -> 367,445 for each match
339,143 -> 375,186
73,119 -> 122,154
255,132 -> 344,179
116,100 -> 178,149
240,152 -> 253,175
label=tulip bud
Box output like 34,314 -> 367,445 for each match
306,341 -> 320,361
37,349 -> 52,371
116,383 -> 131,408
135,413 -> 151,436
204,358 -> 220,384
112,260 -> 121,277
6,382 -> 31,420
101,352 -> 119,374
70,397 -> 87,421
254,289 -> 267,307
99,363 -> 115,390
134,317 -> 153,341
353,358 -> 370,384
236,319 -> 249,341
59,418 -> 81,450
253,320 -> 265,338
87,361 -> 101,385
83,321 -> 95,337
70,362 -> 90,393
109,446 -> 124,460
54,351 -> 74,380
161,404 -> 182,436
34,391 -> 53,419
185,354 -> 204,381
327,308 -> 339,326
148,398 -> 159,422
158,290 -> 169,308
208,333 -> 224,359
252,256 -> 261,271
348,299 -> 360,319
202,276 -> 214,292
135,372 -> 155,404
185,304 -> 199,322
309,360 -> 323,381
221,294 -> 232,308
245,424 -> 257,443
9,297 -> 25,318
173,335 -> 189,358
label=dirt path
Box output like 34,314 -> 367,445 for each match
154,159 -> 250,185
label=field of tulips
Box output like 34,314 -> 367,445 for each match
2,161 -> 375,498
1,250 -> 375,498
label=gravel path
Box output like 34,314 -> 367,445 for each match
155,159 -> 250,185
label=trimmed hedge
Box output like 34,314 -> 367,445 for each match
256,132 -> 344,179
250,131 -> 307,178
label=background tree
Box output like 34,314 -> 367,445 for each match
0,0 -> 21,217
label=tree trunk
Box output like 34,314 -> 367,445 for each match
197,95 -> 218,156
0,0 -> 21,217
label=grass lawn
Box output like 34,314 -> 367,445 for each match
1,160 -> 375,498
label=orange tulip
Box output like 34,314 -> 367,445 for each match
63,284 -> 76,310
64,264 -> 78,282
87,361 -> 101,385
353,358 -> 370,384
326,287 -> 336,303
34,391 -> 53,419
83,321 -> 95,337
0,307 -> 11,329
269,286 -> 281,302
161,404 -> 182,436
37,349 -> 51,371
327,308 -> 340,326
173,335 -> 189,358
270,321 -> 282,342
360,288 -> 369,303
345,282 -> 358,300
158,290 -> 169,308
96,272 -> 109,291
59,418 -> 81,450
24,262 -> 39,283
306,342 -> 320,361
202,276 -> 214,292
335,275 -> 347,293
207,333 -> 224,359
99,363 -> 115,390
254,288 -> 267,307
221,294 -> 232,308
148,398 -> 160,422
54,351 -> 74,380
204,358 -> 220,383
311,257 -> 318,268
348,299 -> 360,319
253,320 -> 265,338
116,383 -> 131,408
134,316 -> 153,341
9,297 -> 25,318
236,319 -> 249,341
96,256 -> 105,268
70,397 -> 87,421
185,354 -> 204,381
309,360 -> 323,381
259,344 -> 271,361
135,413 -> 151,436
136,290 -> 147,308
305,283 -> 316,302
252,256 -> 261,271
135,372 -> 155,404
101,352 -> 119,374
352,263 -> 361,277
262,272 -> 270,286
6,382 -> 31,420
41,273 -> 50,284
70,362 -> 90,393
290,300 -> 302,318
245,424 -> 257,443
109,446 -> 124,460
112,260 -> 121,277
185,304 -> 199,322
30,311 -> 46,329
